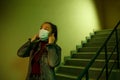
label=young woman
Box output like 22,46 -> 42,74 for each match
17,22 -> 61,80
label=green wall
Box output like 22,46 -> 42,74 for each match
0,0 -> 101,80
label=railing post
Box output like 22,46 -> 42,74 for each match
115,29 -> 120,68
86,70 -> 89,80
105,45 -> 108,80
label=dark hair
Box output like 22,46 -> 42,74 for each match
41,22 -> 58,43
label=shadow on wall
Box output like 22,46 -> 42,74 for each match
93,0 -> 120,29
93,0 -> 105,29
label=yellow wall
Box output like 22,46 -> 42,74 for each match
0,0 -> 101,80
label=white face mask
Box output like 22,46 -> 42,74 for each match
39,29 -> 49,41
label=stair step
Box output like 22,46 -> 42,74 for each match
56,73 -> 77,80
94,29 -> 112,35
56,65 -> 106,79
92,33 -> 110,38
56,65 -> 119,79
93,32 -> 120,38
71,52 -> 117,59
87,39 -> 116,44
64,59 -> 117,68
56,73 -> 95,80
77,46 -> 115,52
56,65 -> 84,76
83,41 -> 116,47
109,70 -> 120,80
88,37 -> 116,43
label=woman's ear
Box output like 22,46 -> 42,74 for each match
51,33 -> 55,36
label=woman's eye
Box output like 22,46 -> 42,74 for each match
45,28 -> 49,30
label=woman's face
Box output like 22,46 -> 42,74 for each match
41,23 -> 52,33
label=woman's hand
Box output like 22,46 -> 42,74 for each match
48,33 -> 55,44
31,34 -> 39,42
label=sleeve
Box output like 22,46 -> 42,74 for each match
17,39 -> 34,57
46,43 -> 61,67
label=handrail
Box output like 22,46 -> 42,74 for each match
77,20 -> 120,80
97,41 -> 118,80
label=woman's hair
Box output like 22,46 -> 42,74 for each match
41,22 -> 58,43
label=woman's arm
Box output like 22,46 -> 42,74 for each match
17,34 -> 39,57
17,39 -> 34,57
47,44 -> 61,67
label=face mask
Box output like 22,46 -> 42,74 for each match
39,29 -> 49,41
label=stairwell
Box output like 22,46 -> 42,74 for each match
55,29 -> 120,80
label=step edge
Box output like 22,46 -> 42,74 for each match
67,59 -> 115,62
56,73 -> 77,79
60,65 -> 119,71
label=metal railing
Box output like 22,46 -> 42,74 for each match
77,20 -> 120,80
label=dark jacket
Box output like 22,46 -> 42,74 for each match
17,39 -> 61,80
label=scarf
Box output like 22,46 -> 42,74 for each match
31,41 -> 47,75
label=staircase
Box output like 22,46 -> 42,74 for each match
55,29 -> 120,80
